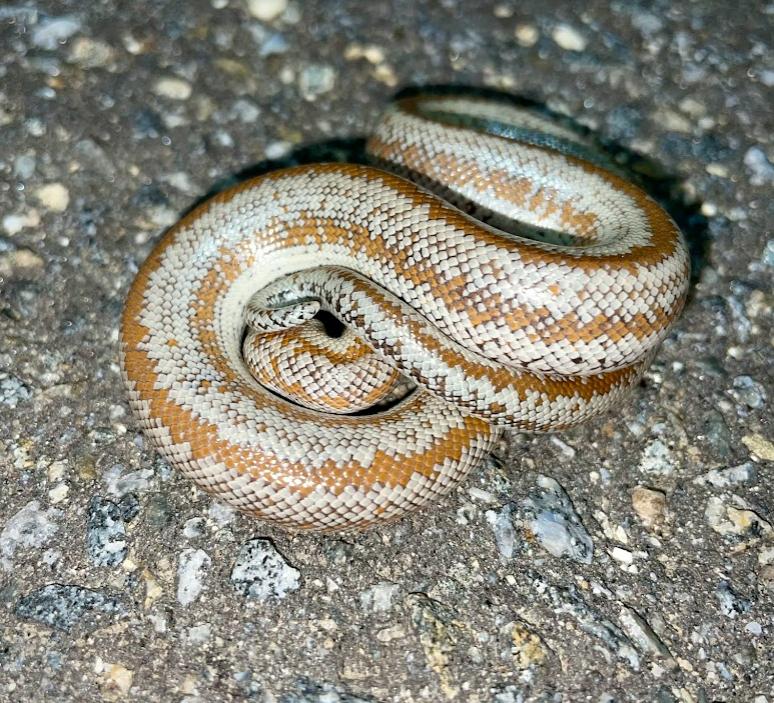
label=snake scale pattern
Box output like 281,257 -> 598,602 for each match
120,94 -> 690,532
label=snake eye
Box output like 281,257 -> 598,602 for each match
314,309 -> 346,339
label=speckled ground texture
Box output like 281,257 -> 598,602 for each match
0,0 -> 772,701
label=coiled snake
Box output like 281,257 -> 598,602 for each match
120,95 -> 689,532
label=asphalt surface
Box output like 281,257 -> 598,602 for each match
0,1 -> 772,701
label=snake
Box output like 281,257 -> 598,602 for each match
120,94 -> 689,532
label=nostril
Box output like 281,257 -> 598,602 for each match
314,310 -> 346,339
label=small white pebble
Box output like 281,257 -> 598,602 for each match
550,436 -> 576,459
631,485 -> 667,527
26,118 -> 46,137
373,63 -> 398,87
514,23 -> 539,47
552,24 -> 587,51
34,183 -> 70,212
679,97 -> 706,117
2,209 -> 41,235
31,16 -> 82,50
183,517 -> 205,539
48,483 -> 69,504
279,66 -> 295,84
706,163 -> 728,177
0,249 -> 45,276
745,621 -> 762,636
265,140 -> 292,160
147,613 -> 167,633
758,546 -> 774,566
377,624 -> 406,642
68,37 -> 115,68
47,460 -> 67,482
653,107 -> 693,133
344,43 -> 386,64
360,582 -> 400,613
177,548 -> 211,605
208,500 -> 236,526
298,63 -> 336,100
610,546 -> 634,564
246,0 -> 287,22
743,434 -> 774,461
153,77 -> 192,100
468,487 -> 496,503
101,664 -> 133,696
185,623 -> 212,644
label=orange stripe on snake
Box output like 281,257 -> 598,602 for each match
120,94 -> 689,532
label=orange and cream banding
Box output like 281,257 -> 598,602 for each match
120,94 -> 690,532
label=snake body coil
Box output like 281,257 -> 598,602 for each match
120,95 -> 689,532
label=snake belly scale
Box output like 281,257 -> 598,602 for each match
120,95 -> 689,532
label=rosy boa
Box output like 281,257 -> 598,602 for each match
120,95 -> 690,532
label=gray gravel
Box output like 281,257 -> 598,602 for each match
1,1 -> 772,701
